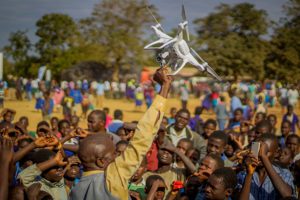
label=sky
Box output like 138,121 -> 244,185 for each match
0,0 -> 287,49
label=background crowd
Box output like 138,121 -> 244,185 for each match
0,69 -> 300,200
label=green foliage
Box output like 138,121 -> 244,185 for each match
35,13 -> 79,76
265,0 -> 300,81
194,3 -> 270,79
79,0 -> 160,80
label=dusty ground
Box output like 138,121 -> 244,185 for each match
3,97 -> 300,135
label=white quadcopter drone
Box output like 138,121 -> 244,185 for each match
144,3 -> 222,81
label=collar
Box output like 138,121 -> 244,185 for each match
82,170 -> 104,177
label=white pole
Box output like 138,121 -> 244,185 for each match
0,53 -> 3,80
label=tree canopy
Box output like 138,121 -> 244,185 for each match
1,0 -> 299,81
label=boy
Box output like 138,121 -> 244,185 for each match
207,131 -> 233,167
69,68 -> 172,200
18,149 -> 68,200
286,134 -> 300,161
238,134 -> 295,200
204,167 -> 237,200
145,175 -> 166,200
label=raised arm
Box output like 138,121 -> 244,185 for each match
0,138 -> 14,200
106,67 -> 172,199
260,142 -> 292,197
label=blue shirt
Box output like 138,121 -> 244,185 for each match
236,165 -> 296,200
230,96 -> 242,117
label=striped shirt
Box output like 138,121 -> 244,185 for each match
237,165 -> 296,200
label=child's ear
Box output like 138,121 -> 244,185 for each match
225,188 -> 233,197
96,158 -> 106,168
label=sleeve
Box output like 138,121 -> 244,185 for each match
106,95 -> 167,199
282,169 -> 296,197
18,164 -> 42,188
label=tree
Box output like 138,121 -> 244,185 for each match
193,3 -> 270,80
79,0 -> 160,81
35,13 -> 79,76
3,30 -> 32,75
265,0 -> 300,81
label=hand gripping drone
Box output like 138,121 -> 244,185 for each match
144,3 -> 222,81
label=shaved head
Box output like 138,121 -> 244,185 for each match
78,134 -> 115,170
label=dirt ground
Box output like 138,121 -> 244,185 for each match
3,97 -> 300,135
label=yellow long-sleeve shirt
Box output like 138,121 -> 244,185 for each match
106,95 -> 167,199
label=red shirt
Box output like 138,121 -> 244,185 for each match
146,140 -> 159,171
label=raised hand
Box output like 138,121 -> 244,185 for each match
54,150 -> 68,167
153,67 -> 173,86
244,152 -> 259,175
0,138 -> 14,163
160,140 -> 177,153
34,135 -> 59,148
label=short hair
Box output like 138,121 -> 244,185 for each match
114,109 -> 123,119
176,109 -> 191,118
258,133 -> 278,144
234,108 -> 243,114
256,112 -> 266,119
204,119 -> 217,128
287,104 -> 294,110
90,110 -> 106,122
145,175 -> 165,193
33,149 -> 56,164
281,120 -> 292,128
267,114 -> 277,120
19,116 -> 29,122
19,151 -> 35,168
256,120 -> 272,131
103,107 -> 109,113
58,119 -> 70,129
116,140 -> 129,147
177,138 -> 193,149
206,153 -> 224,169
37,121 -> 50,128
194,106 -> 203,115
209,131 -> 228,145
286,134 -> 300,143
211,167 -> 237,189
50,117 -> 59,122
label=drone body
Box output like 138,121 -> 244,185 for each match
144,4 -> 222,81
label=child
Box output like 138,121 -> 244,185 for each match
204,167 -> 237,200
115,140 -> 129,157
103,107 -> 113,128
145,175 -> 166,200
41,91 -> 54,121
278,120 -> 292,148
135,87 -> 144,110
128,158 -> 148,200
254,112 -> 266,125
50,117 -> 61,139
286,134 -> 300,161
168,107 -> 177,125
214,96 -> 229,131
282,105 -> 300,134
18,149 -> 68,200
202,119 -> 217,140
277,147 -> 294,168
61,88 -> 74,121
267,114 -> 278,135
81,90 -> 90,119
207,131 -> 233,167
189,106 -> 204,133
228,108 -> 243,131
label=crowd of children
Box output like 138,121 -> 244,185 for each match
0,69 -> 300,200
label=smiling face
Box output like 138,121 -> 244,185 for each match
174,111 -> 190,131
158,149 -> 173,165
207,138 -> 226,155
65,165 -> 80,179
204,123 -> 216,138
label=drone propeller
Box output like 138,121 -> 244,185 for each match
181,3 -> 190,41
146,5 -> 165,32
191,48 -> 222,81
